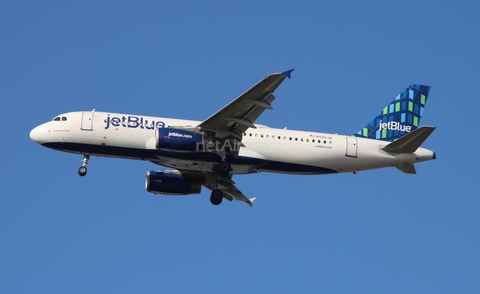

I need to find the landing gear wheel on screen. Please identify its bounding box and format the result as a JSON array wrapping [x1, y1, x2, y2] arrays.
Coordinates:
[[210, 189, 224, 205], [78, 153, 90, 177], [78, 166, 87, 177], [218, 161, 231, 176]]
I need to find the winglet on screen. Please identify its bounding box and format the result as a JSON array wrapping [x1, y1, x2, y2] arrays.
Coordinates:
[[248, 197, 257, 207], [282, 69, 294, 79]]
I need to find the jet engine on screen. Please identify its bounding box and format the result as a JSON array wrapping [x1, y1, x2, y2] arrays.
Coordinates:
[[155, 127, 205, 151], [145, 170, 202, 195]]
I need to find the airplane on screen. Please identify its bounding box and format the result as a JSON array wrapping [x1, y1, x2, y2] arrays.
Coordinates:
[[30, 69, 436, 207]]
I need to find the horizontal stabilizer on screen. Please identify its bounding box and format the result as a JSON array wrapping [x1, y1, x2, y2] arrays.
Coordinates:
[[382, 126, 436, 153], [395, 163, 417, 174]]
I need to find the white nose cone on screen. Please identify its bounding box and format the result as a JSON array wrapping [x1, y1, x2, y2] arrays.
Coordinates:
[[30, 126, 39, 142], [30, 125, 45, 144]]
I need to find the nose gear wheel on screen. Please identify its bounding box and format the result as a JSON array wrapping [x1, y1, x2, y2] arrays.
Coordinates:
[[78, 153, 90, 176]]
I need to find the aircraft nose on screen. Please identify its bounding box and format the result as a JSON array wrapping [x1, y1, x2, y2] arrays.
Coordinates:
[[30, 125, 43, 144]]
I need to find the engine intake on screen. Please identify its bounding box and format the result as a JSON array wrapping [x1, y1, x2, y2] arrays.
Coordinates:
[[145, 170, 202, 195], [156, 127, 204, 151]]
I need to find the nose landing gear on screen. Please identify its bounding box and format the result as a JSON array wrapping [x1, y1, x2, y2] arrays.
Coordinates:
[[78, 153, 90, 176]]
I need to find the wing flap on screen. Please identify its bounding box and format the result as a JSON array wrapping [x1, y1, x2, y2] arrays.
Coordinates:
[[237, 94, 276, 133], [222, 189, 256, 207], [200, 172, 256, 207]]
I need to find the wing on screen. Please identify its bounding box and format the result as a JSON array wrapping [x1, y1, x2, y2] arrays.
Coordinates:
[[172, 169, 256, 207], [150, 70, 294, 206], [198, 69, 294, 138], [202, 172, 256, 207]]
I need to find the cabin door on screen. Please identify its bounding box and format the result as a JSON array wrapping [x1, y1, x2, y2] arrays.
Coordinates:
[[81, 110, 94, 131]]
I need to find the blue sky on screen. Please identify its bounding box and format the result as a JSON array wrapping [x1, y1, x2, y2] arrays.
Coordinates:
[[1, 1, 479, 293]]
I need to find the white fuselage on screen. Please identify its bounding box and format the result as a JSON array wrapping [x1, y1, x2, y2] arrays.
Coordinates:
[[30, 111, 435, 175]]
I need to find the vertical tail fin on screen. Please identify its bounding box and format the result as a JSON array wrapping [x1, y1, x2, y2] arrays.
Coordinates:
[[354, 84, 431, 142]]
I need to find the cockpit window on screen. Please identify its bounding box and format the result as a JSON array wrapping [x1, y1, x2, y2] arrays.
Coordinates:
[[53, 117, 60, 121], [62, 117, 67, 121]]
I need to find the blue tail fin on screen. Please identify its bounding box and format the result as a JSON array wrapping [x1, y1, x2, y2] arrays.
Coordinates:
[[354, 84, 431, 142]]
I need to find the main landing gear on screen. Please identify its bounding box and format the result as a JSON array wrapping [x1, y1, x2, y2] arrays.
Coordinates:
[[210, 189, 223, 205], [78, 153, 90, 177], [209, 161, 231, 205], [218, 161, 231, 176]]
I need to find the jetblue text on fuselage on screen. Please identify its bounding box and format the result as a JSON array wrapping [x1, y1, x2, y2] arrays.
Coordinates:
[[105, 114, 165, 130], [378, 121, 412, 132]]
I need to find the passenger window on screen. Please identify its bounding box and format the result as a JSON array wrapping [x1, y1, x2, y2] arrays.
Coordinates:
[[249, 133, 252, 136], [278, 136, 281, 139], [266, 135, 269, 138], [301, 138, 304, 142], [261, 134, 264, 138], [306, 139, 309, 142], [295, 138, 298, 141]]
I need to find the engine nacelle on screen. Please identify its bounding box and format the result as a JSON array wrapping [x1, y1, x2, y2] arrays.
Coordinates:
[[156, 127, 204, 151], [145, 170, 202, 195]]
